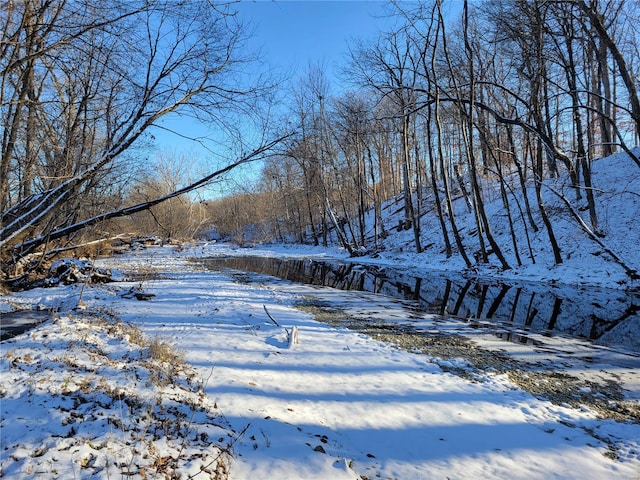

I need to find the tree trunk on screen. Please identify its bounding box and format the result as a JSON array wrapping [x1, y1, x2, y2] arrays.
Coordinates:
[[534, 140, 563, 265], [401, 113, 422, 253], [578, 0, 640, 139]]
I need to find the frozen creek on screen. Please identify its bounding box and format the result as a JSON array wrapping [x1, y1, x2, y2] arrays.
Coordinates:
[[200, 255, 640, 428]]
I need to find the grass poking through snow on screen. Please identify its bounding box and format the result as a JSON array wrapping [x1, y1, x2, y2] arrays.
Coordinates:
[[1, 311, 231, 479]]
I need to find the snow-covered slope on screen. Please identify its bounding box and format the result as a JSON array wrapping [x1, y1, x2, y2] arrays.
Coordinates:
[[346, 148, 640, 290]]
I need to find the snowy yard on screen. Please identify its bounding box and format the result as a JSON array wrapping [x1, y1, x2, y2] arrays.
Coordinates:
[[2, 243, 639, 479]]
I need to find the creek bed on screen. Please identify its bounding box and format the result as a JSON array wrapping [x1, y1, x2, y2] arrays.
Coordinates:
[[199, 255, 640, 353], [197, 254, 640, 426]]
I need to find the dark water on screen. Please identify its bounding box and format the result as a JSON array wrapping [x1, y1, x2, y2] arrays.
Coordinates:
[[200, 256, 640, 353], [0, 310, 51, 341]]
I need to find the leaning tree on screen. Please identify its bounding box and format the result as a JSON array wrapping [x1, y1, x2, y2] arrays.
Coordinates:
[[0, 0, 285, 284]]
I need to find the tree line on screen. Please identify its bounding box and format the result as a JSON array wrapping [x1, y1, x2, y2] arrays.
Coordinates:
[[2, 0, 639, 285], [210, 0, 639, 277]]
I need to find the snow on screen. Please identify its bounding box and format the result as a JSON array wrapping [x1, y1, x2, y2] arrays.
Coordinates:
[[2, 149, 640, 478], [2, 244, 639, 479]]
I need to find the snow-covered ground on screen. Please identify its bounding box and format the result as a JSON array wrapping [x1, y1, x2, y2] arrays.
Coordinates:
[[2, 243, 639, 479]]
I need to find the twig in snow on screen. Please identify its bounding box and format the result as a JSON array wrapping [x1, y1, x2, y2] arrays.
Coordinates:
[[263, 305, 298, 347], [188, 421, 253, 479], [262, 305, 280, 327]]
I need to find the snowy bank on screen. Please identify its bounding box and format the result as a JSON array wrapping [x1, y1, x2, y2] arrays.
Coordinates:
[[2, 244, 639, 479]]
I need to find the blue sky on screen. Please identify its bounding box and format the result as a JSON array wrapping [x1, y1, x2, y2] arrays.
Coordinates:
[[148, 1, 391, 183], [149, 1, 393, 193], [235, 0, 389, 86]]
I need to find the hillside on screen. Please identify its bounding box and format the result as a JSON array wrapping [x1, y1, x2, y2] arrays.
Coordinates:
[[310, 148, 640, 290]]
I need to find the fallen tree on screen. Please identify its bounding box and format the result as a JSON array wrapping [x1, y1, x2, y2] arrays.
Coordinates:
[[0, 0, 283, 287], [1, 135, 291, 286]]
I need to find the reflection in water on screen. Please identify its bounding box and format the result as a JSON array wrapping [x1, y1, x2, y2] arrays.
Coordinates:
[[0, 310, 51, 341], [200, 256, 640, 353]]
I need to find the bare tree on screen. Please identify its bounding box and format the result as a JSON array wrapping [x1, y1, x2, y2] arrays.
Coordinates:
[[1, 0, 284, 281], [348, 27, 423, 253], [576, 0, 640, 140], [127, 151, 206, 241]]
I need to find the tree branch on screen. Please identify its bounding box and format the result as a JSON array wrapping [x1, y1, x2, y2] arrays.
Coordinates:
[[12, 134, 293, 257]]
